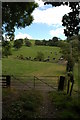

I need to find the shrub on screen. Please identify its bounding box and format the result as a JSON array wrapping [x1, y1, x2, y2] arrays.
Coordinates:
[[2, 41, 12, 57], [36, 51, 44, 61], [66, 55, 75, 72], [13, 39, 23, 49], [18, 55, 24, 60], [35, 40, 42, 46], [25, 40, 32, 47]]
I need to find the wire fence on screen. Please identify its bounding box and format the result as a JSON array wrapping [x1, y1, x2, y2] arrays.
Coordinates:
[[11, 75, 59, 91], [1, 75, 59, 91]]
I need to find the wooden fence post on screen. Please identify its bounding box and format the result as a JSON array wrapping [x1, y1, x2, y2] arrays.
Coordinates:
[[67, 80, 70, 94], [67, 72, 74, 96], [58, 76, 65, 91], [6, 75, 11, 87], [70, 82, 74, 96], [34, 76, 35, 89]]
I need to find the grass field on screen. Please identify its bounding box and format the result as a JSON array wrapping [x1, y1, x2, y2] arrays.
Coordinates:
[[2, 44, 78, 83], [2, 45, 64, 76], [11, 45, 62, 62], [2, 41, 80, 119], [2, 58, 66, 76], [2, 42, 79, 90]]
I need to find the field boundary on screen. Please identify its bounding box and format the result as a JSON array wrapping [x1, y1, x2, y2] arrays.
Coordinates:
[[2, 75, 59, 91]]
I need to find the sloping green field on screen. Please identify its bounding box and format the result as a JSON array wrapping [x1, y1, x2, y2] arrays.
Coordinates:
[[2, 44, 66, 76], [11, 45, 62, 62], [2, 43, 79, 86], [2, 57, 66, 76]]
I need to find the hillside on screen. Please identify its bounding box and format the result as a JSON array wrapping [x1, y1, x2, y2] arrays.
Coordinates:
[[2, 41, 66, 76], [11, 45, 62, 62]]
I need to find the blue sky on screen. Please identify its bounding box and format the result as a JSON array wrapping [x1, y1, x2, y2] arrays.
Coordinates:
[[14, 0, 71, 40]]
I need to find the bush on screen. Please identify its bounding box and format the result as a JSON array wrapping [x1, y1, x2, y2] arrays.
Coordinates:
[[66, 55, 75, 72], [2, 41, 12, 57], [13, 39, 23, 49], [18, 55, 24, 60], [36, 51, 44, 61], [35, 40, 42, 46], [49, 91, 80, 118], [25, 40, 32, 47], [59, 110, 79, 118]]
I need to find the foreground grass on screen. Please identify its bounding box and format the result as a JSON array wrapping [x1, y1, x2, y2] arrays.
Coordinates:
[[73, 63, 80, 93], [49, 91, 80, 118], [2, 58, 66, 76], [3, 88, 80, 119], [2, 89, 43, 119]]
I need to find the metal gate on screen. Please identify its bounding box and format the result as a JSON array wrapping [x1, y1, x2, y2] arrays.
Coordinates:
[[10, 75, 59, 91]]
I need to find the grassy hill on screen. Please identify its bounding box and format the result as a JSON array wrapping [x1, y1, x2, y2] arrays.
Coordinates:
[[2, 40, 66, 76], [2, 57, 66, 76], [11, 45, 62, 62], [2, 40, 79, 86]]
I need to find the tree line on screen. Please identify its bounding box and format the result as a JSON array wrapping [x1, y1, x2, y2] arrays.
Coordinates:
[[2, 38, 32, 57], [35, 37, 61, 47]]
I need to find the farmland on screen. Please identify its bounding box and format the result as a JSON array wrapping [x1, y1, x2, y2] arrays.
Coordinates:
[[2, 40, 79, 87], [2, 40, 80, 119], [2, 44, 65, 76]]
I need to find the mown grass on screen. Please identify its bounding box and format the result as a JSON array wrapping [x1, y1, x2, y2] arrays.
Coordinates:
[[2, 44, 64, 76], [2, 57, 66, 76]]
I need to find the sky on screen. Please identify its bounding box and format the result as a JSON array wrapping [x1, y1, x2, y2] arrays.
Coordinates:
[[14, 0, 72, 40]]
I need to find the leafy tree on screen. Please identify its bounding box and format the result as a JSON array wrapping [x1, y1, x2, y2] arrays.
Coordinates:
[[2, 36, 4, 41], [52, 37, 58, 42], [47, 37, 59, 46], [42, 39, 47, 46], [13, 39, 23, 49], [2, 2, 38, 39], [66, 55, 75, 72], [35, 40, 42, 46], [52, 37, 58, 46], [57, 40, 64, 47], [47, 39, 52, 46], [44, 2, 79, 37], [25, 39, 32, 47], [44, 2, 80, 73], [60, 42, 71, 59], [60, 36, 79, 62], [78, 34, 80, 52], [36, 51, 44, 61], [2, 41, 12, 57], [19, 39, 23, 45]]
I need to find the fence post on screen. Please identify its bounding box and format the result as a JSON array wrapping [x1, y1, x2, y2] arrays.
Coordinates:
[[58, 76, 65, 91], [6, 75, 11, 87], [70, 82, 74, 96], [34, 76, 35, 89], [67, 80, 70, 94]]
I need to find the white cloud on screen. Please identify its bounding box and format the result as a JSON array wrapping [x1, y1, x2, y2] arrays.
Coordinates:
[[15, 32, 33, 40], [50, 27, 67, 40], [32, 5, 71, 26], [35, 0, 44, 7], [32, 4, 71, 40]]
